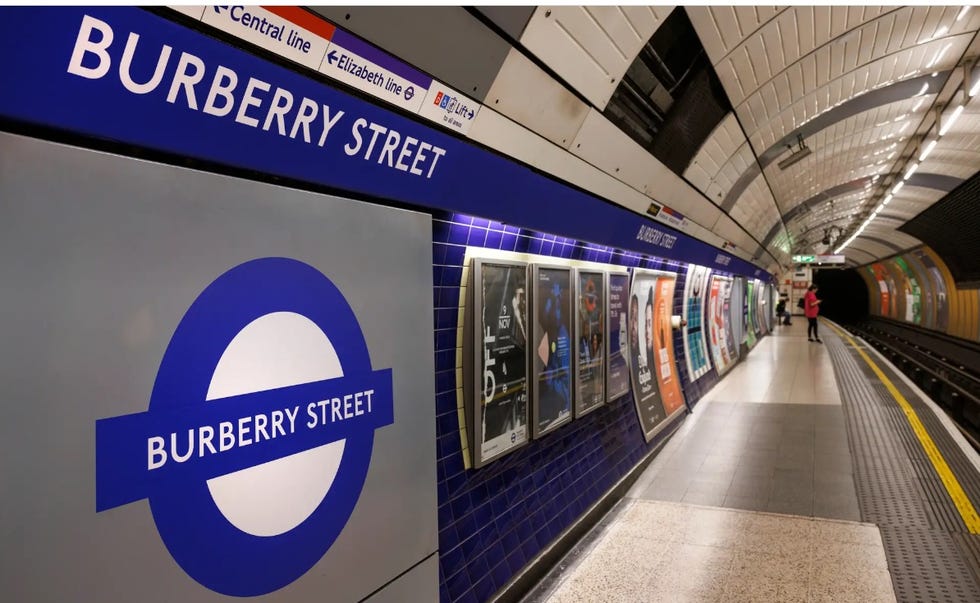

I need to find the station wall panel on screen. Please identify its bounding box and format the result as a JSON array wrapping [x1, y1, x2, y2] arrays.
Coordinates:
[[431, 212, 739, 602]]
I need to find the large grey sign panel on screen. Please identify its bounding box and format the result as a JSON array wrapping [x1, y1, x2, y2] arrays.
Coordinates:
[[0, 132, 437, 602]]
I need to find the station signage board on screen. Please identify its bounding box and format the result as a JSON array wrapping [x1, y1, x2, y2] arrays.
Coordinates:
[[176, 5, 480, 134]]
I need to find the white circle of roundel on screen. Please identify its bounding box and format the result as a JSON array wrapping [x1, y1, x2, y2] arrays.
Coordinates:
[[205, 311, 345, 537]]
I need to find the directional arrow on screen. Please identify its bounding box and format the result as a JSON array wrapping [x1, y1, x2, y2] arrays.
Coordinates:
[[326, 50, 338, 65], [467, 109, 475, 119]]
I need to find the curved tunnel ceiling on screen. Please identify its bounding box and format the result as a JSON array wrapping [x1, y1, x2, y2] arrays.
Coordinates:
[[314, 5, 980, 275]]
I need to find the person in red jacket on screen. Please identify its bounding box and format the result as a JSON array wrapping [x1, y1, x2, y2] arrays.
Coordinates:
[[805, 284, 822, 343]]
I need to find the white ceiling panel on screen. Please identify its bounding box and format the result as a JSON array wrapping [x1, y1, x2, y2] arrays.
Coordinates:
[[570, 108, 724, 228], [467, 107, 670, 227], [519, 5, 672, 109], [683, 113, 744, 192], [485, 48, 590, 149], [711, 212, 760, 256]]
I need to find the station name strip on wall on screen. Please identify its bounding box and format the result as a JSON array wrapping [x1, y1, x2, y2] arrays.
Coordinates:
[[171, 5, 481, 135], [0, 6, 767, 281]]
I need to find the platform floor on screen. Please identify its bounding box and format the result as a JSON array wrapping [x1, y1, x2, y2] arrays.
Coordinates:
[[521, 320, 980, 603]]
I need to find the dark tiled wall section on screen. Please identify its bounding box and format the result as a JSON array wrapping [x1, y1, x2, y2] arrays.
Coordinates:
[[433, 213, 731, 603]]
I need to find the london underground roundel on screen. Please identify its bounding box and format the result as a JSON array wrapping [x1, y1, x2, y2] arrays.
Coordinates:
[[95, 258, 394, 596]]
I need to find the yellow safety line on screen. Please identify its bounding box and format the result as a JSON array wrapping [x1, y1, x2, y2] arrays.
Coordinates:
[[823, 320, 980, 534]]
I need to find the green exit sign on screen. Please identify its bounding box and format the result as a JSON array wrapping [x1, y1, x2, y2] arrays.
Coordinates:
[[793, 255, 816, 263]]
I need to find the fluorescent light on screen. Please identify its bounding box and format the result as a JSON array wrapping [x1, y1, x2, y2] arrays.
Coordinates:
[[883, 194, 893, 205], [914, 83, 929, 98], [927, 43, 953, 69], [888, 152, 897, 160], [912, 98, 926, 112], [919, 140, 938, 161], [904, 162, 919, 180], [939, 104, 964, 135], [957, 6, 970, 21], [970, 77, 980, 98], [876, 204, 884, 213], [892, 180, 905, 195]]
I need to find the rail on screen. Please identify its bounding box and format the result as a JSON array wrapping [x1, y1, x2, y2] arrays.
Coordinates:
[[843, 318, 980, 450]]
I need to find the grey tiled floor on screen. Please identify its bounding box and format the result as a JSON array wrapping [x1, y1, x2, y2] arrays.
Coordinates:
[[628, 329, 860, 521], [521, 332, 893, 603], [634, 401, 858, 520]]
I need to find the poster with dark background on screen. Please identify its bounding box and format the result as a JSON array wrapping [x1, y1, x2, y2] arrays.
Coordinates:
[[532, 265, 573, 437], [575, 270, 605, 416], [628, 269, 668, 441], [606, 272, 630, 402], [477, 261, 529, 463]]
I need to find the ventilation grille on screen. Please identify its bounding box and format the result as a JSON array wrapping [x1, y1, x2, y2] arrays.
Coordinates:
[[899, 171, 980, 288], [603, 8, 730, 175]]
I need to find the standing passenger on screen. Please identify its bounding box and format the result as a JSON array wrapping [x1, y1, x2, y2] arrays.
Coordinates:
[[805, 284, 822, 343]]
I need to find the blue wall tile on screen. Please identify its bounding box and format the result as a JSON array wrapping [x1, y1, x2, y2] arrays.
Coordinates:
[[430, 211, 746, 602]]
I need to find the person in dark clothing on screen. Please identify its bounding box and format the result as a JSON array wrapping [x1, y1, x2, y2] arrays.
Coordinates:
[[775, 296, 792, 326]]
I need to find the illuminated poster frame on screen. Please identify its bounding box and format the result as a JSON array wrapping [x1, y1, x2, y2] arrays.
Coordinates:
[[628, 268, 684, 442], [574, 268, 606, 417], [606, 269, 631, 402], [682, 264, 712, 381], [707, 274, 737, 376], [466, 258, 530, 468], [530, 263, 574, 438]]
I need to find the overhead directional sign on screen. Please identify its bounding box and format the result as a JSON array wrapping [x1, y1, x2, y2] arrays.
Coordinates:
[[177, 6, 480, 135], [201, 6, 334, 71], [321, 29, 429, 113], [793, 254, 845, 264]]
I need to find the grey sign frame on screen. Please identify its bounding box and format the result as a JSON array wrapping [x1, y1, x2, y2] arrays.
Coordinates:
[[530, 262, 574, 439], [464, 257, 530, 468], [573, 268, 606, 418], [605, 268, 631, 403]]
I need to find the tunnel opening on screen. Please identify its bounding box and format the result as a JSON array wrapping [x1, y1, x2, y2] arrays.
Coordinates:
[[813, 268, 869, 325]]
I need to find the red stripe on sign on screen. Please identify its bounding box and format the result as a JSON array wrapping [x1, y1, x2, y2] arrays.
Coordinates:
[[263, 6, 336, 41]]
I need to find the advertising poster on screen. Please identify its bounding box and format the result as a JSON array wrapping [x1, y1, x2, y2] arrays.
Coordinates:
[[728, 277, 744, 355], [707, 275, 736, 375], [885, 260, 912, 323], [864, 267, 880, 315], [904, 254, 934, 329], [895, 257, 922, 325], [871, 263, 892, 318], [475, 260, 529, 465], [575, 270, 606, 416], [912, 249, 949, 331], [682, 264, 712, 381], [745, 280, 757, 348], [628, 270, 669, 440], [653, 274, 685, 415], [754, 280, 768, 336], [531, 265, 573, 437], [606, 272, 631, 402]]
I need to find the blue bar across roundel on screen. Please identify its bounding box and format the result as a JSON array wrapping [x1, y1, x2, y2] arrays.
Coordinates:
[[95, 369, 394, 512]]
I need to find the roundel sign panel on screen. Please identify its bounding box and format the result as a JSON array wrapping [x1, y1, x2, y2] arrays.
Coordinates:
[[95, 257, 394, 596]]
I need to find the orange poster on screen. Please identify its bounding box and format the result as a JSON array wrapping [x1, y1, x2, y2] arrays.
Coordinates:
[[654, 276, 685, 414]]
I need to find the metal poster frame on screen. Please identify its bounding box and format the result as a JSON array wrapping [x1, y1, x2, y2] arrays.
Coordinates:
[[466, 257, 530, 468], [530, 263, 574, 439], [628, 267, 685, 443], [606, 268, 631, 403], [574, 268, 606, 418]]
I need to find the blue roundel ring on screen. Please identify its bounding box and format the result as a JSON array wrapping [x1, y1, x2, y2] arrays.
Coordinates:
[[148, 257, 374, 596]]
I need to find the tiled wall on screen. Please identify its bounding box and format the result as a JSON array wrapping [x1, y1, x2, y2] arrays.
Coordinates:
[[432, 212, 735, 603]]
